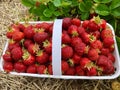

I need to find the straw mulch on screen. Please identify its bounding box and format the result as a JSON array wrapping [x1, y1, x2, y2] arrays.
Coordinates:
[[0, 0, 120, 90]]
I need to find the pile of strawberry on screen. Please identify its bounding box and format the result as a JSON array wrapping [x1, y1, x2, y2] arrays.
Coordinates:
[[2, 17, 116, 76]]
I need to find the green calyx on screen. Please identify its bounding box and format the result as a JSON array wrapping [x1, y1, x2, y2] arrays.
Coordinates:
[[68, 59, 74, 67], [22, 50, 30, 59], [36, 50, 43, 56], [43, 40, 50, 47]]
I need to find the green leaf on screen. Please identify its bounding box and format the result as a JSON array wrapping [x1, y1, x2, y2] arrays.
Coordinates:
[[79, 2, 87, 12], [81, 12, 89, 20], [116, 36, 120, 53], [43, 8, 53, 17], [61, 1, 71, 6], [108, 19, 116, 32], [93, 0, 112, 3], [110, 0, 120, 9], [53, 11, 61, 16], [21, 0, 35, 7], [39, 15, 51, 21], [95, 4, 110, 16], [111, 7, 120, 17], [53, 0, 62, 7]]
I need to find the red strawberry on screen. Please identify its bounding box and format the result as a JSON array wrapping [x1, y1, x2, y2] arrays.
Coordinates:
[[71, 37, 82, 47], [49, 24, 53, 35], [62, 17, 71, 29], [43, 40, 52, 54], [80, 58, 91, 69], [12, 31, 24, 42], [109, 44, 115, 52], [81, 32, 96, 44], [62, 60, 69, 74], [107, 53, 115, 63], [36, 50, 49, 64], [86, 67, 97, 76], [48, 65, 53, 75], [26, 64, 37, 74], [96, 55, 109, 66], [74, 43, 86, 56], [3, 62, 13, 72], [62, 31, 71, 44], [103, 37, 114, 48], [22, 50, 35, 65], [23, 39, 33, 49], [68, 54, 81, 67], [68, 25, 79, 37], [99, 19, 107, 30], [101, 48, 110, 56], [24, 25, 35, 39], [88, 48, 99, 61], [92, 30, 100, 39], [75, 66, 85, 76], [6, 24, 19, 39], [71, 18, 81, 27], [11, 47, 23, 61], [14, 62, 26, 73], [35, 22, 51, 32], [77, 27, 85, 35], [101, 29, 113, 40], [33, 29, 48, 44], [49, 55, 52, 62], [17, 23, 25, 32], [65, 67, 75, 75], [82, 20, 89, 29], [35, 1, 40, 7], [90, 40, 103, 50], [27, 43, 39, 55], [88, 21, 99, 32], [8, 39, 20, 51], [62, 45, 73, 60], [37, 65, 48, 74], [3, 51, 12, 62]]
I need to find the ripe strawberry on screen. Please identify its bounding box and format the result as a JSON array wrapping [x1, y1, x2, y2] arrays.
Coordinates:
[[71, 37, 82, 47], [36, 50, 49, 64], [27, 43, 39, 55], [62, 45, 73, 60], [33, 29, 48, 44], [74, 43, 86, 56], [75, 66, 85, 76], [62, 60, 69, 74], [65, 67, 75, 75], [26, 64, 37, 74], [82, 20, 89, 29], [11, 47, 23, 61], [88, 21, 99, 32], [22, 50, 35, 65], [48, 64, 53, 75], [62, 17, 71, 30], [49, 55, 52, 62], [92, 30, 100, 39], [37, 65, 48, 74], [8, 39, 20, 51], [6, 24, 19, 39], [16, 23, 25, 32], [43, 40, 52, 54], [12, 31, 24, 42], [90, 40, 103, 50], [23, 39, 33, 49], [96, 55, 109, 66], [109, 44, 115, 52], [68, 54, 81, 67], [71, 18, 81, 27], [49, 24, 53, 35], [86, 67, 97, 76], [68, 25, 79, 37], [80, 58, 91, 69], [35, 1, 40, 7], [35, 22, 51, 32], [24, 25, 35, 39], [99, 19, 107, 30], [77, 26, 85, 35], [14, 62, 26, 73], [3, 62, 13, 72], [103, 37, 114, 48], [88, 48, 99, 61], [101, 48, 110, 56], [107, 53, 115, 63], [3, 51, 12, 62], [62, 31, 71, 44], [101, 29, 113, 40]]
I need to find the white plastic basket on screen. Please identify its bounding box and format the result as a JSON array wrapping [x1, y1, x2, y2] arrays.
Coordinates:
[[0, 20, 120, 79]]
